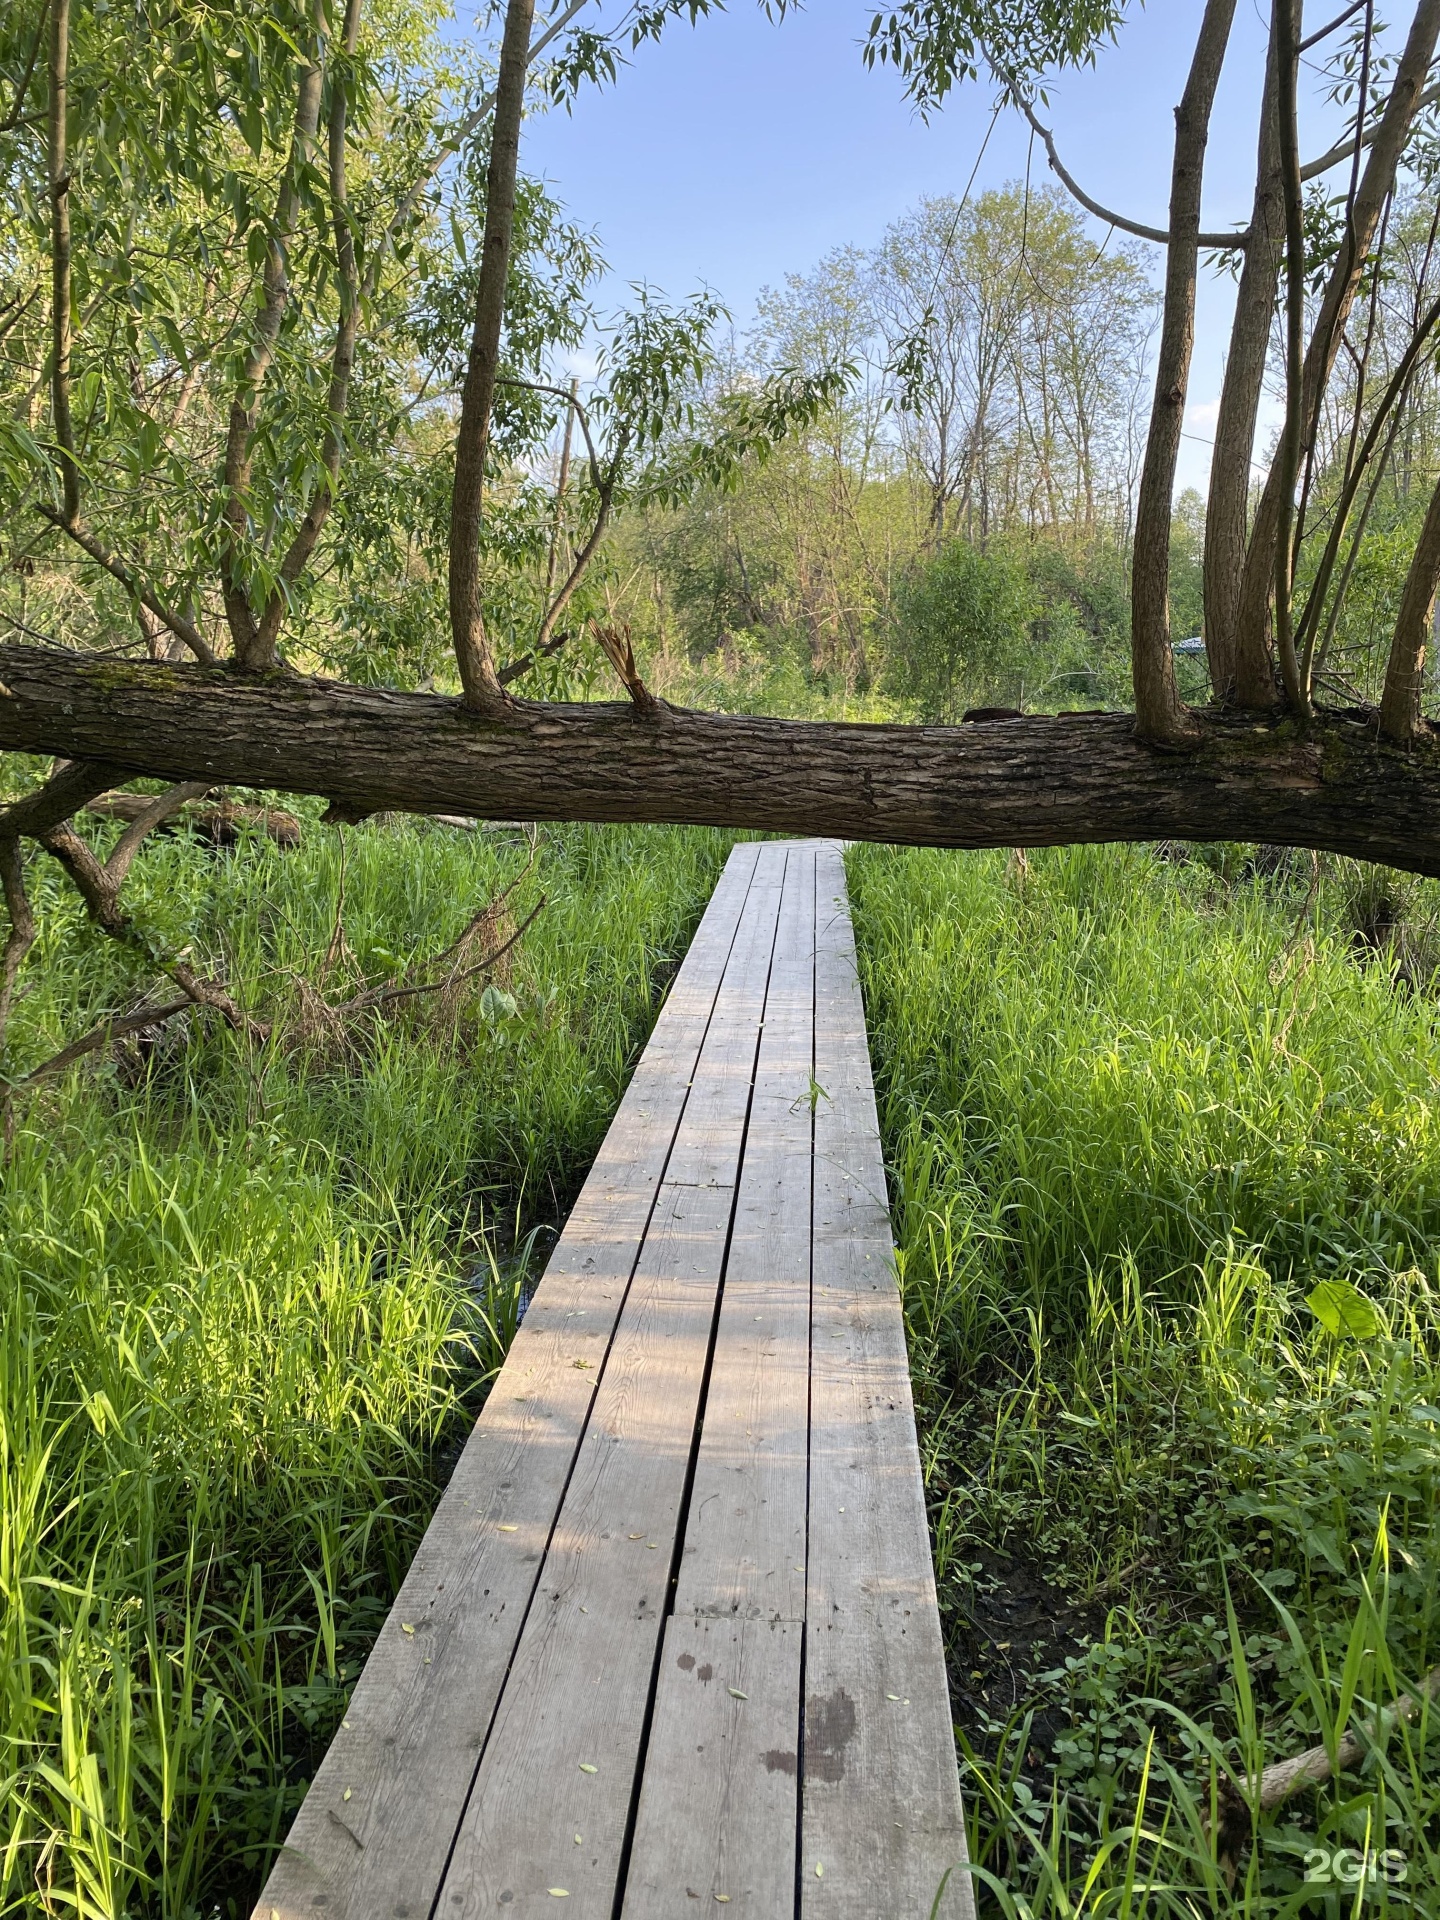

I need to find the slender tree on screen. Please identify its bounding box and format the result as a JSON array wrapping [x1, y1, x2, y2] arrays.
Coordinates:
[[1130, 0, 1238, 740]]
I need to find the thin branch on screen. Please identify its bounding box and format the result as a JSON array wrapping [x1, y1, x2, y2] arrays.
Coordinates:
[[1234, 0, 1440, 705], [22, 780, 266, 1041], [0, 287, 40, 349], [48, 0, 78, 526], [545, 374, 580, 599], [1300, 0, 1369, 50], [496, 375, 603, 488], [491, 376, 618, 655], [334, 895, 546, 1013], [1381, 468, 1440, 739], [1296, 289, 1440, 676], [1003, 75, 1245, 251], [35, 508, 217, 663], [537, 480, 618, 649], [497, 629, 571, 684], [1295, 0, 1378, 573], [103, 781, 213, 890], [38, 780, 210, 931], [1301, 78, 1440, 179], [1314, 399, 1409, 674], [19, 996, 195, 1083], [1, 0, 51, 135], [363, 0, 595, 301]]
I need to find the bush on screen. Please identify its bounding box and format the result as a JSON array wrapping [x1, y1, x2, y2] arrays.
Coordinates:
[[884, 538, 1038, 719]]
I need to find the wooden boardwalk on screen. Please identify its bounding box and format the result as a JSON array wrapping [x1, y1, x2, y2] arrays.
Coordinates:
[[258, 841, 972, 1920]]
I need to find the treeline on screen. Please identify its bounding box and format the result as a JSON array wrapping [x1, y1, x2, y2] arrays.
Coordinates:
[[572, 175, 1440, 722], [583, 184, 1161, 715]]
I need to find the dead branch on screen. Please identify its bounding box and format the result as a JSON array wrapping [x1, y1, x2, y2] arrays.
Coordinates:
[[86, 791, 302, 847], [1212, 1665, 1440, 1873], [0, 759, 126, 840], [39, 780, 210, 929], [331, 895, 545, 1016], [19, 995, 195, 1083], [498, 629, 572, 686], [588, 622, 658, 713], [0, 837, 36, 1050]]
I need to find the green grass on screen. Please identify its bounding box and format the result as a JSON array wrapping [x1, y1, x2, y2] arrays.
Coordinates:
[[11, 802, 1440, 1917], [849, 843, 1440, 1918], [0, 804, 731, 1917]]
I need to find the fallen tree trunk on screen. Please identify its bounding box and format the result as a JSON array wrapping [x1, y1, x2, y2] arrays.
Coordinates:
[[3, 645, 1440, 874], [87, 791, 303, 846]]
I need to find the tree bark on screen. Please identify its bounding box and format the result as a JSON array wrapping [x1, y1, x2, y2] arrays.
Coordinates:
[[1234, 0, 1440, 705], [447, 0, 536, 715], [1271, 0, 1309, 716], [1204, 24, 1282, 700], [48, 0, 78, 526], [1380, 471, 1440, 740], [4, 645, 1440, 874], [1131, 0, 1238, 741]]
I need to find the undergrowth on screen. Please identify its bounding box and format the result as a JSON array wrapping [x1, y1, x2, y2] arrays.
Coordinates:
[[0, 809, 730, 1917], [850, 842, 1440, 1919]]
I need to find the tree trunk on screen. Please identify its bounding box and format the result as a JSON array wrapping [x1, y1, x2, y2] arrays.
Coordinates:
[[1380, 471, 1440, 740], [1131, 0, 1238, 741], [1204, 27, 1282, 699], [1233, 0, 1440, 705], [49, 0, 78, 526], [4, 644, 1440, 874], [448, 0, 536, 714]]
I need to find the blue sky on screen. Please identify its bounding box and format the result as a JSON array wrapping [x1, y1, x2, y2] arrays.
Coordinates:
[[492, 1, 1353, 494]]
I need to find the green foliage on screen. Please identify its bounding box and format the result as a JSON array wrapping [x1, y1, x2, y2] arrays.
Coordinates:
[[610, 182, 1156, 711], [0, 808, 731, 1913], [851, 841, 1440, 1914], [864, 0, 1130, 111], [1168, 486, 1206, 643], [884, 536, 1038, 717]]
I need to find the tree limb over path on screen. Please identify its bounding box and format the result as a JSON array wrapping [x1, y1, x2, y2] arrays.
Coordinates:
[[4, 645, 1440, 876]]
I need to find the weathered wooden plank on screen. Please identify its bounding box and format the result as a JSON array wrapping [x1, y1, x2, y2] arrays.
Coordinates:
[[801, 842, 974, 1920], [260, 837, 975, 1920], [621, 1616, 803, 1916], [255, 843, 763, 1920], [433, 847, 788, 1919], [619, 844, 818, 1912], [671, 841, 816, 1626]]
